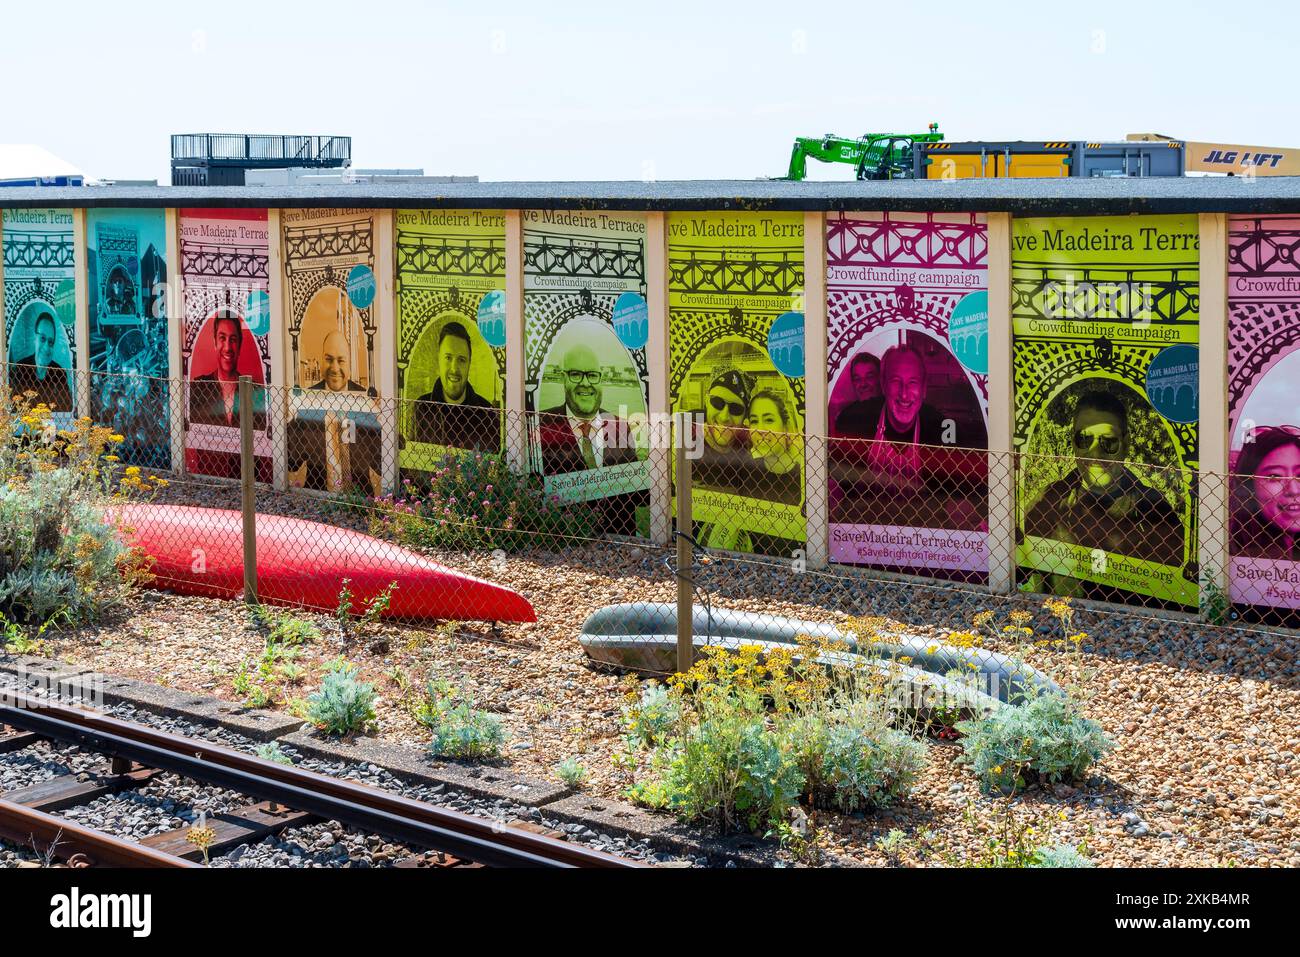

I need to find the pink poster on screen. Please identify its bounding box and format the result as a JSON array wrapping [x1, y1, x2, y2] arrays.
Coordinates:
[[1228, 215, 1300, 613], [179, 209, 273, 482], [826, 212, 990, 580]]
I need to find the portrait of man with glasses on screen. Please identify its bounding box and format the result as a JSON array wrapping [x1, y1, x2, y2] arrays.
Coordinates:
[[1023, 387, 1185, 597], [537, 343, 639, 476]]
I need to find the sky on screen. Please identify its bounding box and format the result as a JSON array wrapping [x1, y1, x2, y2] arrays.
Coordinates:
[[5, 0, 1299, 183]]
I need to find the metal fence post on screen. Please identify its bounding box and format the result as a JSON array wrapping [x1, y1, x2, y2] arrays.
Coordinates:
[[239, 375, 258, 606], [675, 434, 693, 674]]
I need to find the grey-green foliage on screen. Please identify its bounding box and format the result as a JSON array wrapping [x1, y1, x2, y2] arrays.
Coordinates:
[[816, 724, 927, 813], [663, 713, 805, 835], [305, 660, 377, 737], [418, 681, 506, 760], [555, 757, 588, 787], [0, 471, 132, 625], [622, 681, 682, 749], [957, 693, 1113, 793], [255, 742, 295, 766], [1030, 844, 1095, 868], [783, 700, 927, 814]]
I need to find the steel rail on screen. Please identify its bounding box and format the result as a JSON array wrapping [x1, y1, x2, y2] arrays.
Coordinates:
[[0, 798, 196, 868], [0, 695, 641, 869]]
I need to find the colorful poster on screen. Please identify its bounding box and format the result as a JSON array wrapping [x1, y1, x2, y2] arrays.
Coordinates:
[[281, 208, 382, 497], [827, 212, 989, 579], [524, 210, 651, 536], [2, 208, 77, 426], [396, 209, 506, 472], [180, 209, 272, 482], [1013, 215, 1200, 607], [1227, 215, 1300, 613], [86, 208, 171, 469], [668, 212, 806, 558]]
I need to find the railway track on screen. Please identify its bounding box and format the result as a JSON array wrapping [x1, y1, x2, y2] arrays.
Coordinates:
[[0, 692, 642, 869]]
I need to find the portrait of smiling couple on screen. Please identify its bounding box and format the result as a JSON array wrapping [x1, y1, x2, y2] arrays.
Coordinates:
[[694, 366, 803, 507]]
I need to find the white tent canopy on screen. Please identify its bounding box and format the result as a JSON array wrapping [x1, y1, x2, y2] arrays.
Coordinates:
[[0, 144, 83, 183]]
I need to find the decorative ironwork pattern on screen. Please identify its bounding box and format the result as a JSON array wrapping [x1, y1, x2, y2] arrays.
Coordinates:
[[1227, 216, 1300, 420], [2, 230, 75, 272], [669, 247, 803, 297], [396, 235, 505, 282], [181, 242, 270, 282], [667, 308, 807, 410], [283, 215, 377, 393], [524, 231, 644, 284], [827, 214, 986, 270], [1012, 336, 1198, 464], [1012, 263, 1199, 325], [828, 290, 989, 405], [284, 220, 374, 273], [1229, 216, 1300, 277]]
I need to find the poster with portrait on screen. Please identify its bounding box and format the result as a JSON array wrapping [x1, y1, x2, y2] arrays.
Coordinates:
[[1013, 215, 1200, 608], [87, 209, 171, 470], [827, 212, 990, 581], [281, 208, 383, 497], [2, 208, 77, 427], [523, 210, 652, 536], [668, 212, 806, 559], [180, 209, 273, 482], [396, 209, 506, 474], [1227, 215, 1300, 614]]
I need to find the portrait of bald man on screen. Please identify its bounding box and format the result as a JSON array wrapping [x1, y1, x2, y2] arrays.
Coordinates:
[[288, 326, 381, 495], [309, 329, 370, 394], [537, 343, 638, 476]]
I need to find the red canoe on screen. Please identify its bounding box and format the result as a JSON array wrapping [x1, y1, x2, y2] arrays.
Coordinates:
[[111, 504, 536, 624]]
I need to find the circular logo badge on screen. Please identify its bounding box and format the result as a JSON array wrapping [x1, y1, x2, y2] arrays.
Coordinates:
[[346, 264, 377, 310], [611, 292, 650, 351], [948, 291, 989, 376], [767, 312, 806, 379], [245, 289, 271, 337], [1145, 344, 1199, 424], [53, 279, 77, 326], [476, 290, 508, 348]]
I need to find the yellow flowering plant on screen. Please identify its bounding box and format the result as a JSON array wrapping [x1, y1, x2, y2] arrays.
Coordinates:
[[0, 391, 153, 626]]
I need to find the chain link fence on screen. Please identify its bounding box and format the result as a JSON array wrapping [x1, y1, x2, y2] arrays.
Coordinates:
[[3, 369, 1296, 702]]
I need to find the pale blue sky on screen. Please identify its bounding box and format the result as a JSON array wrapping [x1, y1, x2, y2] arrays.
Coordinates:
[[6, 0, 1297, 182]]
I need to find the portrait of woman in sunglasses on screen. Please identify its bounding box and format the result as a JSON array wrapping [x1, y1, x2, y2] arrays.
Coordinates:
[[1231, 425, 1300, 561], [1023, 387, 1184, 594]]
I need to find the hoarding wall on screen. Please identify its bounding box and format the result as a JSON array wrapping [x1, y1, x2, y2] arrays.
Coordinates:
[[1012, 215, 1200, 608], [6, 195, 1295, 626], [1228, 214, 1300, 614], [2, 207, 77, 427], [523, 210, 652, 537], [86, 208, 172, 469], [396, 208, 507, 473], [668, 211, 806, 559], [180, 208, 273, 482], [826, 211, 989, 581], [281, 207, 383, 497]]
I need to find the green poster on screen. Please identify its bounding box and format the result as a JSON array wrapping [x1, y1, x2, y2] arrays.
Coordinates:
[[396, 209, 507, 474], [1012, 215, 1200, 607], [523, 210, 652, 537], [668, 212, 806, 558]]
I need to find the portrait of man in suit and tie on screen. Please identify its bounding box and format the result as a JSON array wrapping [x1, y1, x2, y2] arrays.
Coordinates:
[[537, 343, 640, 476]]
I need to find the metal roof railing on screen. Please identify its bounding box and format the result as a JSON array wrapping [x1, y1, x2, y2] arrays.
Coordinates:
[[169, 135, 352, 167]]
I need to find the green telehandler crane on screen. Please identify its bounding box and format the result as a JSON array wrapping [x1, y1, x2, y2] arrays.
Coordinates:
[[783, 124, 944, 180]]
